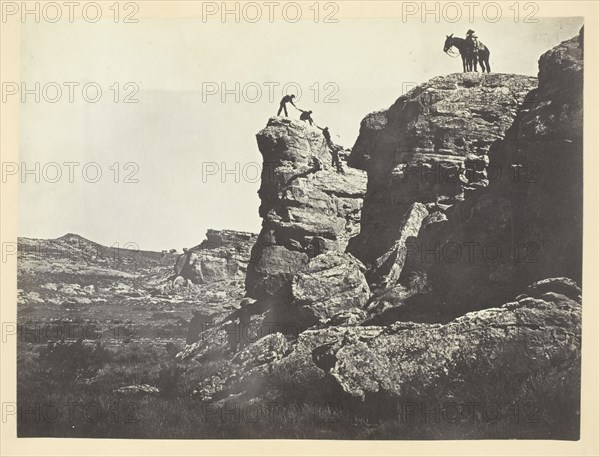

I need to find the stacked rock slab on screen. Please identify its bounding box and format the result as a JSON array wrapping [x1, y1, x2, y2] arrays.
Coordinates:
[[245, 117, 368, 303], [347, 73, 538, 289]]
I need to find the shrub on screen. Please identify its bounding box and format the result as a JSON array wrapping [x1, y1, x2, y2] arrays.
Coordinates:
[[37, 339, 112, 385], [407, 270, 431, 293], [156, 362, 184, 397]]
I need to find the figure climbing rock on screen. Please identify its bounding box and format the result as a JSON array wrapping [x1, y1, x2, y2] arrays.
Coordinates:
[[319, 126, 344, 174], [277, 94, 297, 116], [299, 109, 314, 125]]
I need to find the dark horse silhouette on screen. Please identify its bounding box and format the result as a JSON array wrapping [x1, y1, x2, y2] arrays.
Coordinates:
[[443, 34, 491, 73]]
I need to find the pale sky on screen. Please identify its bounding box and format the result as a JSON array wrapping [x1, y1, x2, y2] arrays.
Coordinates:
[[18, 16, 582, 251]]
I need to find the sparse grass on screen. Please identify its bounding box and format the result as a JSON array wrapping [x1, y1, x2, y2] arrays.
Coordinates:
[[17, 334, 580, 439]]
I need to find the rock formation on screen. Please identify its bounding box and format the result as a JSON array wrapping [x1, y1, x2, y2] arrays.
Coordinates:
[[290, 252, 370, 326], [348, 73, 538, 290], [245, 117, 368, 305], [178, 277, 581, 433], [176, 33, 583, 438], [402, 34, 583, 312], [173, 229, 257, 285], [312, 278, 581, 401]]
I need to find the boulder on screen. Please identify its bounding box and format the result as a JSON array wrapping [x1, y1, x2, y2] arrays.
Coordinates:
[[291, 252, 370, 326], [245, 244, 309, 300], [312, 284, 581, 401], [172, 230, 258, 285]]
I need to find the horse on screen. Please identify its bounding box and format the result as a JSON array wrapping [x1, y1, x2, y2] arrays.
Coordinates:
[[443, 34, 491, 73]]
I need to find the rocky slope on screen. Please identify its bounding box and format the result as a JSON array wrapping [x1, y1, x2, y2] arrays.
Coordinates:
[[178, 277, 581, 432], [347, 73, 538, 290], [17, 230, 257, 344]]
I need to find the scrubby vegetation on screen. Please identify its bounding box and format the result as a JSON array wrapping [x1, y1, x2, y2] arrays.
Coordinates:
[[17, 336, 580, 439]]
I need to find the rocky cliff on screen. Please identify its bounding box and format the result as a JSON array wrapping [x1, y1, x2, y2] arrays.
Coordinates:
[[177, 276, 581, 439], [348, 74, 538, 254], [347, 73, 538, 291], [401, 34, 583, 313]]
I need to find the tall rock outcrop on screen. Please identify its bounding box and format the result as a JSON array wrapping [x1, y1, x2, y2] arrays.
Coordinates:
[[348, 73, 538, 289], [245, 117, 368, 304], [402, 33, 583, 311]]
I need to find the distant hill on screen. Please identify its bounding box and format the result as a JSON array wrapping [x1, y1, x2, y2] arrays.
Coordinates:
[[18, 233, 174, 267]]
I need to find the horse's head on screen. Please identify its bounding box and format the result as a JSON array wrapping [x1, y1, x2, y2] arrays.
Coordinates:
[[443, 34, 454, 52]]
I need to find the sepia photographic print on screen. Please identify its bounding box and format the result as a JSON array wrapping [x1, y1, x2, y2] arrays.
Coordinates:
[[1, 1, 599, 454]]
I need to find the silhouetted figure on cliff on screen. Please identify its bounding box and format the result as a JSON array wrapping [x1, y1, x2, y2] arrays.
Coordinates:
[[299, 110, 314, 125], [444, 33, 491, 73], [465, 29, 480, 71], [277, 94, 297, 116], [319, 126, 344, 174]]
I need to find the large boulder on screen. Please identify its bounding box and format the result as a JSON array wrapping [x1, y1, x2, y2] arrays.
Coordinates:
[[174, 230, 258, 284], [291, 252, 370, 326], [312, 280, 581, 401]]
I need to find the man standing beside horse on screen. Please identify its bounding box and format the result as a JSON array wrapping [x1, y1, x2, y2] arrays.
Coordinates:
[[465, 29, 479, 71], [443, 32, 491, 73]]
